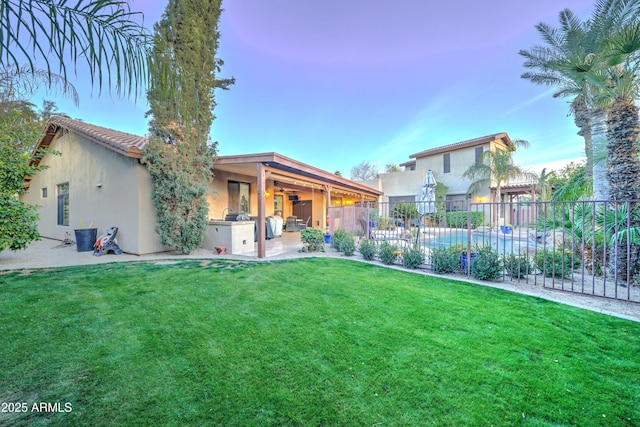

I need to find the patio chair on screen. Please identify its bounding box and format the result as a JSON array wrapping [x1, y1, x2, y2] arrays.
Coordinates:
[[297, 216, 311, 230], [93, 227, 123, 256], [285, 216, 299, 232]]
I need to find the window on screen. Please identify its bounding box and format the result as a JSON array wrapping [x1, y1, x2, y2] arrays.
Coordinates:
[[445, 194, 468, 212], [228, 181, 250, 213], [273, 194, 283, 217], [475, 146, 483, 164], [443, 153, 451, 173], [57, 183, 69, 226], [41, 187, 48, 199]]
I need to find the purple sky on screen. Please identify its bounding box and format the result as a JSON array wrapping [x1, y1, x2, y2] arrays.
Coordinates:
[[36, 0, 594, 176]]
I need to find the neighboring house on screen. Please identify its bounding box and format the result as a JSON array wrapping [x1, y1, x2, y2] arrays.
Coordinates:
[[21, 116, 382, 257], [363, 132, 521, 208]]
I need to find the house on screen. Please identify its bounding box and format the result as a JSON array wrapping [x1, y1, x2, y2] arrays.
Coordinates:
[[363, 132, 535, 206], [21, 116, 382, 257]]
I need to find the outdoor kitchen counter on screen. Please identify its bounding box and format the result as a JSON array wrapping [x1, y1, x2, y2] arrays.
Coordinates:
[[203, 220, 255, 255]]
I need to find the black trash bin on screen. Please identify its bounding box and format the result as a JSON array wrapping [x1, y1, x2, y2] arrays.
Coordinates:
[[75, 228, 97, 252]]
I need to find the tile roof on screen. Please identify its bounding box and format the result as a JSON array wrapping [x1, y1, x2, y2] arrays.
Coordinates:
[[47, 115, 147, 158], [409, 132, 513, 159]]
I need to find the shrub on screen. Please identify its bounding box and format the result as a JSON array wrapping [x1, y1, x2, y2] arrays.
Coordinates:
[[341, 236, 356, 256], [471, 246, 503, 281], [503, 253, 531, 279], [359, 238, 377, 261], [431, 246, 461, 274], [378, 241, 399, 265], [300, 228, 325, 252], [445, 211, 484, 229], [376, 217, 396, 231], [534, 249, 578, 278], [402, 244, 425, 269], [331, 228, 350, 251]]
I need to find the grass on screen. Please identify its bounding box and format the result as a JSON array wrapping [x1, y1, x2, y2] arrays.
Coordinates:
[[0, 258, 639, 426]]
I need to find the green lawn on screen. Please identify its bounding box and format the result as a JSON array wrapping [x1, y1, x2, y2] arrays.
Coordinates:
[[0, 258, 638, 426]]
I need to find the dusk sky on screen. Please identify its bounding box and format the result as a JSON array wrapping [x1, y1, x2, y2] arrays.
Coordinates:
[[35, 0, 594, 176]]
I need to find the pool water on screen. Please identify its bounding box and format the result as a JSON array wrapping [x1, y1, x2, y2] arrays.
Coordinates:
[[420, 230, 534, 255]]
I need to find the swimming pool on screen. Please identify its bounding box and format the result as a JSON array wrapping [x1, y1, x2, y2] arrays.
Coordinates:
[[419, 229, 536, 255]]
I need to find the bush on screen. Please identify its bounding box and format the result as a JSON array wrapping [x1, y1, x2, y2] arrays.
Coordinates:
[[431, 246, 461, 274], [376, 217, 396, 231], [331, 228, 350, 251], [359, 238, 377, 261], [471, 246, 503, 281], [402, 244, 425, 269], [445, 211, 484, 229], [341, 236, 356, 256], [330, 227, 355, 255], [534, 249, 578, 278], [0, 196, 41, 252], [503, 253, 531, 279], [300, 228, 325, 252], [378, 241, 399, 265]]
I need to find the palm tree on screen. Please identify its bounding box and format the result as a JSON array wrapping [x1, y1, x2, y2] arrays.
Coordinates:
[[537, 167, 553, 202], [589, 21, 640, 201], [588, 17, 640, 278], [1, 65, 79, 108], [0, 0, 150, 98], [463, 139, 536, 223], [520, 1, 640, 200]]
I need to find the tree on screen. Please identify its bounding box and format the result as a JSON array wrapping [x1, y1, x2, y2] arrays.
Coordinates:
[[1, 65, 79, 109], [0, 0, 151, 97], [0, 100, 56, 252], [385, 163, 401, 173], [520, 1, 640, 200], [588, 16, 640, 279], [391, 202, 420, 225], [142, 0, 233, 254], [549, 162, 593, 201], [536, 167, 553, 202], [463, 139, 536, 208], [520, 9, 606, 198], [334, 170, 342, 177], [350, 161, 379, 180], [590, 18, 640, 202]]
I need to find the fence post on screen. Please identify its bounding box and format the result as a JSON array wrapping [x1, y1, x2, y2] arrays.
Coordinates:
[[465, 207, 472, 276]]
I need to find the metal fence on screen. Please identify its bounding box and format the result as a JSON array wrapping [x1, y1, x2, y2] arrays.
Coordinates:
[[328, 199, 640, 303]]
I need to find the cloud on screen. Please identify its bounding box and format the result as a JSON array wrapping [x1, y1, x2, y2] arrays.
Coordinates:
[[503, 88, 556, 116]]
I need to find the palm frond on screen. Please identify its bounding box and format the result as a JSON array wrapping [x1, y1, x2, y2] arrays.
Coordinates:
[[0, 0, 152, 98]]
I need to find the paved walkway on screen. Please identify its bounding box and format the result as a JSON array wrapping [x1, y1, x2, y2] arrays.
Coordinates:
[[1, 238, 638, 323]]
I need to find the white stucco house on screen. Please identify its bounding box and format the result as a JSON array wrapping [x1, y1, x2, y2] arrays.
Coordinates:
[[363, 132, 536, 206]]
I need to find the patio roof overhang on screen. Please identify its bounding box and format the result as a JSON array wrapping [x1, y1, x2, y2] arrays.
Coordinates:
[[214, 152, 382, 258], [214, 152, 382, 200]]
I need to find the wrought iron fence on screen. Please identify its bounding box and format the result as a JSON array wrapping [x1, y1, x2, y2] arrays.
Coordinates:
[[328, 199, 640, 303]]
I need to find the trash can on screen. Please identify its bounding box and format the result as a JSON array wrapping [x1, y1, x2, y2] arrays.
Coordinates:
[[324, 234, 331, 244], [75, 228, 98, 252]]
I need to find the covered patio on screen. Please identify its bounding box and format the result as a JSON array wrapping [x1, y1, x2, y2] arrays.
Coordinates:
[[211, 153, 382, 258]]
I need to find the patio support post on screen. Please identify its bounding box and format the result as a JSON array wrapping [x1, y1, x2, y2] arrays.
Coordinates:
[[257, 163, 267, 258], [324, 184, 332, 234]]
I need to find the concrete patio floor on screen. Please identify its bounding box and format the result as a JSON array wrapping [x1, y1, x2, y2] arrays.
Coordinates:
[[0, 230, 327, 271]]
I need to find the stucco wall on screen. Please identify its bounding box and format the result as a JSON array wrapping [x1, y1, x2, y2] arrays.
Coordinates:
[[20, 131, 168, 255], [368, 170, 425, 203], [415, 143, 492, 200]]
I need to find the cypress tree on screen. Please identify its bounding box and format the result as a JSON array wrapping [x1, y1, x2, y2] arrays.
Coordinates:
[[142, 0, 233, 254]]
